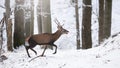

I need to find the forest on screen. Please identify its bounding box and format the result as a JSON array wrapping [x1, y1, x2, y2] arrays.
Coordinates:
[[0, 0, 120, 68]]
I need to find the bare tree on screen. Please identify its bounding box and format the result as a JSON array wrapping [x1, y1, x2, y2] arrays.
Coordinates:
[[25, 0, 34, 38], [82, 0, 92, 49], [74, 0, 80, 49], [99, 0, 104, 44], [41, 0, 52, 33], [103, 0, 112, 39], [0, 17, 8, 62], [30, 0, 34, 35], [37, 0, 42, 33], [14, 0, 25, 48], [98, 0, 112, 44], [0, 17, 5, 56], [37, 0, 52, 49], [37, 0, 52, 33], [5, 0, 13, 51]]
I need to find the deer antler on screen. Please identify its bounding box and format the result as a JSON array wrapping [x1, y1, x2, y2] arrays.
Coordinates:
[[54, 18, 64, 27], [54, 18, 60, 26]]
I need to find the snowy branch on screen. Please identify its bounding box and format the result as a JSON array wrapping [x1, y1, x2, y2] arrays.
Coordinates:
[[82, 3, 92, 8], [29, 55, 45, 62], [0, 5, 5, 9]]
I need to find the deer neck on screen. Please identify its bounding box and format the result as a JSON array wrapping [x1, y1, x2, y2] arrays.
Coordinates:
[[53, 30, 62, 41]]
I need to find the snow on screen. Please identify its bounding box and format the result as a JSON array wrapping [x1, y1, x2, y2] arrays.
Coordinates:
[[1, 0, 120, 68], [1, 34, 120, 68]]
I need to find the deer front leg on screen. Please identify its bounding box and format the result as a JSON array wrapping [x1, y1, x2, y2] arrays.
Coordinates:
[[52, 44, 57, 54], [41, 45, 47, 57]]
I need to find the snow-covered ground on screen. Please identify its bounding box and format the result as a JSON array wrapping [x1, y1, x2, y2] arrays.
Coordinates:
[[1, 34, 120, 68], [0, 0, 120, 68]]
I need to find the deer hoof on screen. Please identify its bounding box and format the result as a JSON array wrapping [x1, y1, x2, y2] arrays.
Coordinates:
[[40, 55, 46, 57], [53, 52, 56, 54]]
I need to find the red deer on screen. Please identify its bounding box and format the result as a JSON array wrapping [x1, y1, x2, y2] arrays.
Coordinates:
[[25, 19, 69, 57]]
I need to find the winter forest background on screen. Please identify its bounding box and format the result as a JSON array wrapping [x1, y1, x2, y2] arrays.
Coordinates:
[[0, 0, 120, 68]]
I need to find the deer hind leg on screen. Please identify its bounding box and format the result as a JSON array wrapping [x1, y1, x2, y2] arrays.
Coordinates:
[[30, 48, 37, 55], [25, 46, 31, 58], [26, 44, 37, 57], [28, 37, 38, 57], [52, 44, 57, 54]]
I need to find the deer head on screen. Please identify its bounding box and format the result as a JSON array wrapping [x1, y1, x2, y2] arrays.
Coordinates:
[[54, 18, 69, 34]]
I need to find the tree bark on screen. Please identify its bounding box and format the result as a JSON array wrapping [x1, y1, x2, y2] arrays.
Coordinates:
[[30, 0, 34, 35], [37, 0, 52, 34], [99, 0, 112, 44], [42, 0, 52, 49], [6, 19, 13, 51], [99, 0, 105, 44], [0, 16, 5, 55], [75, 0, 80, 49], [37, 0, 42, 33], [37, 0, 52, 49], [25, 0, 34, 38], [41, 0, 52, 33], [5, 0, 13, 51], [103, 0, 112, 39], [14, 0, 25, 48], [82, 0, 92, 49]]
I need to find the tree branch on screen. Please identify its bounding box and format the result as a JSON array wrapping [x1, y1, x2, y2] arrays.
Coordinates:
[[0, 5, 5, 9], [29, 55, 45, 62]]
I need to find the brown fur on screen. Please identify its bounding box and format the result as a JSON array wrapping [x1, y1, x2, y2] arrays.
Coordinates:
[[25, 26, 69, 57]]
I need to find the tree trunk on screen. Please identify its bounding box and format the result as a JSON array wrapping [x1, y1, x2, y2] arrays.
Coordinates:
[[37, 0, 42, 34], [41, 0, 52, 33], [14, 0, 25, 48], [25, 19, 31, 37], [0, 22, 2, 55], [37, 0, 52, 34], [0, 16, 5, 55], [42, 0, 52, 49], [75, 0, 80, 49], [6, 19, 13, 51], [103, 0, 112, 39], [30, 0, 34, 35], [99, 0, 105, 44], [37, 0, 52, 49], [5, 0, 13, 51], [82, 0, 92, 49], [25, 0, 34, 38]]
